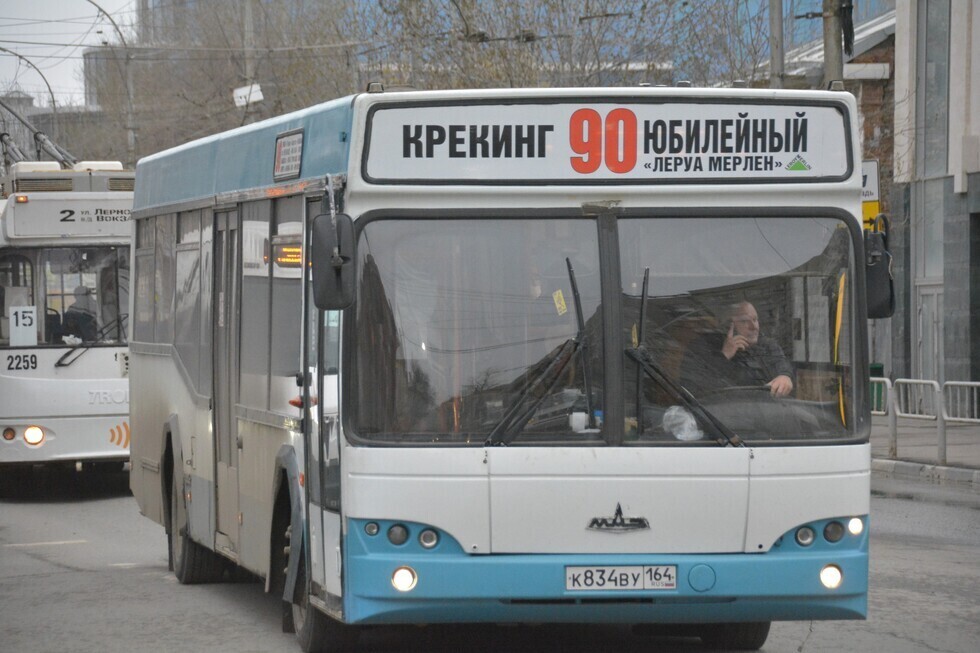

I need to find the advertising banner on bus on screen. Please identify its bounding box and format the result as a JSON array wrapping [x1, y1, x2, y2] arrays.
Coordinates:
[[364, 100, 851, 184]]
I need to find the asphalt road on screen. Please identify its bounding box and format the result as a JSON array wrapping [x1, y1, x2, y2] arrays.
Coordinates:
[[1, 468, 978, 653]]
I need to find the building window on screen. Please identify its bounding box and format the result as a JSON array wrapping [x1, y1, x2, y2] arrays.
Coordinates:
[[917, 0, 950, 179]]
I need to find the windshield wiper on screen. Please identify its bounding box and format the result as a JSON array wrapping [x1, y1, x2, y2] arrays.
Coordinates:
[[565, 258, 595, 429], [55, 314, 128, 368], [484, 338, 578, 446], [485, 258, 593, 446], [626, 346, 743, 447], [634, 268, 650, 436]]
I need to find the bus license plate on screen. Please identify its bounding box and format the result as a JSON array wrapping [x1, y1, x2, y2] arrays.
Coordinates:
[[565, 565, 677, 591]]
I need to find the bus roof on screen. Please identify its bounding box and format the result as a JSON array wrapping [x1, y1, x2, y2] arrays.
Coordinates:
[[134, 87, 857, 215], [133, 95, 355, 215]]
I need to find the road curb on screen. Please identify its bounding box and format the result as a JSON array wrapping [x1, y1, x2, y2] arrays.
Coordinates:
[[872, 458, 980, 492]]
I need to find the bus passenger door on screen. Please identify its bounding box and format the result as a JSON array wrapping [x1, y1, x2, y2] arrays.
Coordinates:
[[305, 196, 343, 602], [318, 310, 343, 599], [214, 210, 241, 554]]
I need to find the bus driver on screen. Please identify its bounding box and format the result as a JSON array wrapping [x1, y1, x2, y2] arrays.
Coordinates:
[[681, 300, 794, 397], [63, 285, 98, 342]]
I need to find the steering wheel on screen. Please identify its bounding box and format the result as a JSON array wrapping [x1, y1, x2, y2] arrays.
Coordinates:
[[701, 385, 770, 398]]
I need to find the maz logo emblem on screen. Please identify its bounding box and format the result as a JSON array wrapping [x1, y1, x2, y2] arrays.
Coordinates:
[[587, 503, 650, 533]]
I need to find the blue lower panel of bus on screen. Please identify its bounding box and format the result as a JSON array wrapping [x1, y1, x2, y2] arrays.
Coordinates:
[[343, 518, 868, 625]]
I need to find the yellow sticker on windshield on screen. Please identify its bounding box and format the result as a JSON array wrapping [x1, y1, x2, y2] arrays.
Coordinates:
[[552, 289, 567, 316]]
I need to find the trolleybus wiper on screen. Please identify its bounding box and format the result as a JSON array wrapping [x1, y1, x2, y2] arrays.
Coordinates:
[[625, 346, 743, 447], [55, 314, 128, 368]]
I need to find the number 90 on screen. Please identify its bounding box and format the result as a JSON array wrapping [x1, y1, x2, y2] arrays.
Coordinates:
[[569, 108, 638, 174]]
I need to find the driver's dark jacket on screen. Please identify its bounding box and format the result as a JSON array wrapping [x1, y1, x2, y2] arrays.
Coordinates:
[[679, 333, 794, 394]]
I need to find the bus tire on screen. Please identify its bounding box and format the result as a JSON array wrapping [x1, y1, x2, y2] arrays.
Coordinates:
[[699, 621, 771, 650], [292, 556, 358, 652], [170, 469, 223, 584]]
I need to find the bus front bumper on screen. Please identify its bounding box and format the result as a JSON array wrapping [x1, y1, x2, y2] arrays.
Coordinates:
[[342, 518, 868, 625], [0, 415, 130, 465]]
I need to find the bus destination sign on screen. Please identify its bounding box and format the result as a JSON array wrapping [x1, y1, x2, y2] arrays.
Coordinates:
[[365, 101, 851, 184], [5, 197, 132, 239]]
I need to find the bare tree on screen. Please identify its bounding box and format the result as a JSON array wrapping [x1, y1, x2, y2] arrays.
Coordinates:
[[77, 0, 778, 160], [672, 0, 771, 86], [349, 0, 680, 90]]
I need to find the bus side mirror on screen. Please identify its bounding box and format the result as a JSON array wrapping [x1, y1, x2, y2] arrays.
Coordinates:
[[865, 214, 894, 319], [311, 213, 354, 310]]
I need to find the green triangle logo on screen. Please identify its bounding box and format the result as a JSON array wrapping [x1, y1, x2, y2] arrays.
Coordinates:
[[786, 155, 811, 171]]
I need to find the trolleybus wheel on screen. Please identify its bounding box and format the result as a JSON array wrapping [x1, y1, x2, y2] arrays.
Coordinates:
[[169, 469, 223, 584], [292, 555, 358, 652], [699, 621, 771, 650]]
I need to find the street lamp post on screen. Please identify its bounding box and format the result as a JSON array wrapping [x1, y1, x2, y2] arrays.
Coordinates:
[[83, 0, 136, 166], [0, 46, 60, 136]]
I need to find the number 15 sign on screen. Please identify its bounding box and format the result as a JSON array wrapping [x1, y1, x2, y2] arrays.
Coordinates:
[[10, 306, 38, 347]]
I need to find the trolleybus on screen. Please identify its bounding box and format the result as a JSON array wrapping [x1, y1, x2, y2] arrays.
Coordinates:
[[0, 160, 132, 476], [130, 87, 885, 651]]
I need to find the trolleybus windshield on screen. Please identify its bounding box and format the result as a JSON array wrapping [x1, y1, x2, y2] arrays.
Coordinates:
[[0, 245, 129, 347]]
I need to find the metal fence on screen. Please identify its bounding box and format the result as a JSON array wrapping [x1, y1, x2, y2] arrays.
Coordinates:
[[943, 382, 980, 424], [870, 377, 980, 466]]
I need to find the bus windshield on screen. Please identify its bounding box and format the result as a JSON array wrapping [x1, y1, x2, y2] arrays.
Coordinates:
[[350, 215, 857, 446], [0, 246, 129, 347]]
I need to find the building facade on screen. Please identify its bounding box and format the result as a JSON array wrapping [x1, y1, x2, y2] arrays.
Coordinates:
[[891, 0, 980, 382]]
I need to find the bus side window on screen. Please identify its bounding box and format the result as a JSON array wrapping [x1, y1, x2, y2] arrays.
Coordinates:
[[269, 195, 304, 413], [324, 310, 340, 375], [0, 286, 7, 342]]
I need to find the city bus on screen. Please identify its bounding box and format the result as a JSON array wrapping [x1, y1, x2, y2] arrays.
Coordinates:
[[0, 160, 132, 478], [129, 87, 881, 651]]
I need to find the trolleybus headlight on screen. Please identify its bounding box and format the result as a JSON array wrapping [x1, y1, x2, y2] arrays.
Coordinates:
[[2, 427, 15, 441], [391, 566, 417, 592], [24, 426, 44, 446], [847, 517, 864, 536], [823, 521, 845, 543], [795, 526, 815, 547], [364, 522, 379, 536], [387, 524, 409, 545], [820, 565, 843, 589], [419, 529, 439, 549]]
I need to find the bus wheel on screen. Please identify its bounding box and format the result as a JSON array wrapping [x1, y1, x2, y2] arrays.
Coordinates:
[[699, 622, 771, 650], [169, 470, 223, 584], [292, 556, 358, 652]]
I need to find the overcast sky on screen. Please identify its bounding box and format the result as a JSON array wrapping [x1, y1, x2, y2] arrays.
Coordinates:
[[0, 0, 133, 107]]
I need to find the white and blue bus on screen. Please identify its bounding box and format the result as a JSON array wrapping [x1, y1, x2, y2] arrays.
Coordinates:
[[1, 161, 132, 477], [129, 87, 882, 651]]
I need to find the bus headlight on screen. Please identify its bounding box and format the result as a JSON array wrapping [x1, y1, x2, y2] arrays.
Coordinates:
[[391, 566, 417, 592], [419, 529, 439, 549], [823, 521, 845, 543], [387, 524, 409, 545], [2, 427, 15, 441], [795, 526, 815, 546], [820, 565, 843, 589], [24, 426, 44, 446], [847, 517, 864, 536]]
